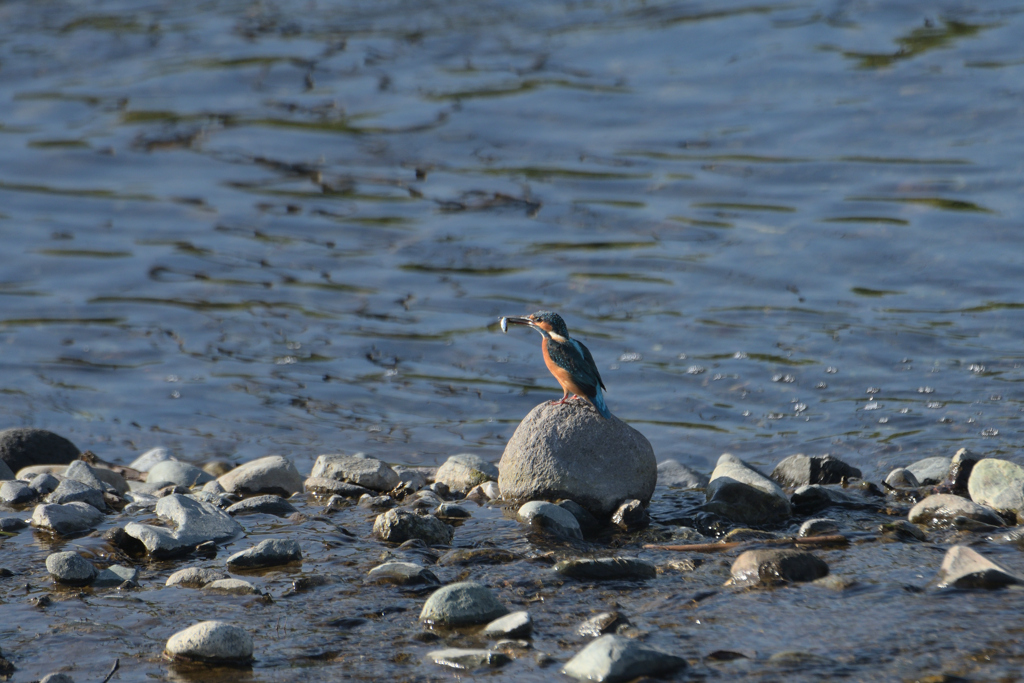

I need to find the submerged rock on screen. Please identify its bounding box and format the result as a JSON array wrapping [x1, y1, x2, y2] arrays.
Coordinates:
[[436, 548, 518, 566], [498, 401, 657, 517], [226, 539, 302, 569], [165, 621, 254, 664], [517, 501, 583, 540], [730, 549, 829, 585], [419, 581, 508, 626], [0, 428, 79, 474], [577, 612, 630, 637], [124, 494, 242, 558], [554, 558, 657, 582], [45, 551, 98, 586], [791, 484, 880, 513], [906, 456, 951, 486], [656, 459, 708, 489], [968, 459, 1024, 520], [909, 494, 1004, 527], [434, 454, 499, 494], [771, 454, 861, 488], [562, 634, 686, 683], [935, 545, 1023, 589], [310, 453, 400, 492], [31, 502, 104, 535], [427, 648, 510, 670], [367, 561, 440, 586], [225, 495, 298, 517], [482, 611, 533, 638], [373, 508, 453, 546], [218, 455, 304, 497], [704, 454, 791, 524]]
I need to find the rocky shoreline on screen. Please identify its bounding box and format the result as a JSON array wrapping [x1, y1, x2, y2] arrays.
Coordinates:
[[2, 420, 1024, 681]]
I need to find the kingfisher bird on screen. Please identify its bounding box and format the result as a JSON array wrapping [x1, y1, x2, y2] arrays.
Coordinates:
[[501, 310, 611, 418]]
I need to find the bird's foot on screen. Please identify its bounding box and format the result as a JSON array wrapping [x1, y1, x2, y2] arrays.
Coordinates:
[[550, 397, 571, 406]]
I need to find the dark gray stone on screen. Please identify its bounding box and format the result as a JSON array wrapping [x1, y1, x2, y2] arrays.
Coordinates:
[[434, 502, 471, 519], [310, 453, 400, 492], [558, 500, 601, 535], [47, 479, 105, 511], [304, 477, 372, 498], [704, 454, 792, 524], [0, 480, 37, 505], [517, 501, 583, 540], [730, 549, 829, 585], [123, 494, 242, 557], [935, 545, 1023, 589], [909, 494, 1004, 527], [771, 454, 861, 488], [225, 495, 298, 517], [29, 472, 60, 495], [554, 558, 657, 581], [367, 561, 439, 586], [436, 548, 518, 566], [373, 508, 453, 546], [31, 502, 104, 535], [218, 455, 304, 496], [420, 581, 508, 626], [562, 634, 687, 683], [0, 517, 28, 532], [798, 518, 839, 537], [0, 428, 79, 474], [611, 499, 649, 530], [46, 551, 98, 586], [165, 621, 254, 663], [226, 539, 302, 569], [656, 459, 708, 489], [791, 484, 880, 513], [434, 453, 499, 494], [498, 401, 657, 517]]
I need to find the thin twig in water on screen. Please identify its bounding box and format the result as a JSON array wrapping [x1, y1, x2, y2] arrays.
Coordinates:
[[100, 658, 120, 683], [642, 534, 850, 553]]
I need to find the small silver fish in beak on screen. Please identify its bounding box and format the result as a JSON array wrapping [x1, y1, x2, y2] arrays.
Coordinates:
[[500, 316, 508, 333]]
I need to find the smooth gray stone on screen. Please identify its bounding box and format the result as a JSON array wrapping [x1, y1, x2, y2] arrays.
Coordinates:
[[310, 453, 400, 492], [413, 490, 445, 507], [420, 581, 508, 626], [434, 502, 471, 519], [968, 459, 1024, 519], [791, 484, 879, 513], [771, 454, 861, 488], [704, 454, 792, 524], [906, 456, 952, 486], [367, 561, 439, 586], [47, 479, 105, 511], [0, 480, 37, 505], [656, 459, 709, 489], [46, 551, 98, 586], [554, 558, 657, 581], [0, 428, 78, 475], [63, 461, 110, 493], [166, 566, 230, 588], [129, 447, 172, 472], [730, 549, 829, 585], [517, 501, 583, 540], [304, 477, 373, 498], [935, 545, 1023, 589], [148, 460, 213, 488], [482, 610, 533, 638], [226, 539, 302, 569], [93, 564, 139, 587], [499, 401, 657, 517], [884, 468, 920, 489], [123, 494, 242, 558], [798, 518, 839, 537], [203, 479, 227, 495], [0, 517, 28, 532], [225, 495, 297, 517], [373, 508, 453, 546], [880, 519, 927, 541], [427, 648, 510, 670], [217, 455, 304, 496], [435, 454, 499, 494], [436, 548, 518, 567], [205, 578, 261, 594], [31, 502, 104, 535], [392, 465, 427, 491], [358, 494, 396, 509], [165, 621, 254, 663], [909, 494, 1004, 527], [562, 634, 687, 683], [29, 472, 60, 495]]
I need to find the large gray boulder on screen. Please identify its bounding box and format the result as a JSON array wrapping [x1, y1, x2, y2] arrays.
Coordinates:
[[968, 459, 1024, 520], [704, 454, 792, 524], [217, 455, 304, 496], [0, 428, 79, 474], [498, 402, 656, 517], [124, 494, 242, 558]]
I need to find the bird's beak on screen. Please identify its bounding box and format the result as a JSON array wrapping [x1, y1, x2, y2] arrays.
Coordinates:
[[500, 316, 535, 334]]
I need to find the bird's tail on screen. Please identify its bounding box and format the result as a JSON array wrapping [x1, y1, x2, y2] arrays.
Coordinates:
[[592, 386, 612, 419]]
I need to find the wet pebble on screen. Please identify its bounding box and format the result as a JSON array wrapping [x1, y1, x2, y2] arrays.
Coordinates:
[[611, 499, 649, 531], [46, 479, 105, 511], [0, 517, 28, 532], [124, 494, 242, 558], [205, 578, 261, 594], [434, 502, 471, 519], [884, 467, 920, 489], [226, 539, 302, 569], [32, 502, 104, 535], [166, 566, 229, 588], [880, 519, 927, 541], [309, 453, 400, 492], [436, 548, 518, 566], [367, 561, 440, 586], [577, 612, 629, 637], [0, 480, 37, 505], [225, 494, 298, 517], [64, 461, 118, 494], [935, 545, 1023, 589], [29, 472, 60, 496], [147, 460, 212, 488], [906, 456, 952, 486], [482, 610, 533, 638], [771, 453, 862, 488], [373, 508, 453, 546], [218, 455, 304, 497], [392, 465, 427, 491], [517, 501, 583, 540], [656, 459, 709, 489], [45, 551, 98, 586], [554, 558, 657, 581], [909, 493, 1003, 527], [968, 458, 1024, 520], [798, 518, 840, 537], [358, 494, 396, 509], [93, 565, 140, 588], [562, 634, 687, 683], [129, 447, 171, 472], [704, 454, 791, 525], [419, 580, 508, 626], [434, 453, 499, 495], [427, 648, 510, 670], [729, 549, 829, 585], [165, 621, 254, 664], [791, 484, 880, 513], [305, 478, 372, 498]]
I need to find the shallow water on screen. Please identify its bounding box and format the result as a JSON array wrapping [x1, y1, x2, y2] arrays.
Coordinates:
[[3, 0, 1024, 679]]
